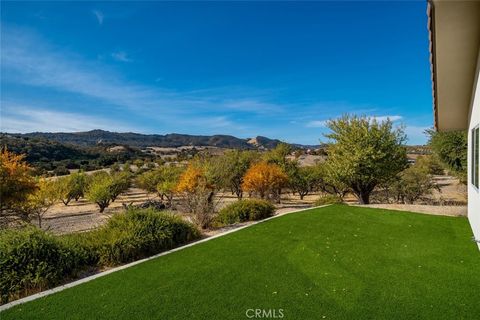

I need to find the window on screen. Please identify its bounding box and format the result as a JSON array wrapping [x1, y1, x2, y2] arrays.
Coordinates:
[[473, 126, 479, 188]]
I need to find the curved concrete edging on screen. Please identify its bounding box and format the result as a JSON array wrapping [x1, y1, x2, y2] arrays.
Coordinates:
[[0, 205, 330, 312]]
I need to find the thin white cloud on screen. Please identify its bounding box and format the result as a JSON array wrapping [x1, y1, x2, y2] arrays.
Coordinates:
[[306, 115, 402, 128], [205, 117, 231, 128], [92, 10, 104, 25], [1, 27, 282, 119], [306, 120, 327, 128], [1, 106, 134, 133], [111, 51, 132, 62], [222, 99, 284, 113], [2, 28, 177, 115], [372, 115, 403, 122], [1, 26, 414, 141], [404, 125, 429, 145]]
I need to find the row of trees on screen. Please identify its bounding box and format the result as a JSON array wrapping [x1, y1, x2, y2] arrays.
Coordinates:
[[134, 147, 335, 228], [2, 115, 462, 230], [426, 129, 468, 183], [0, 149, 133, 228]]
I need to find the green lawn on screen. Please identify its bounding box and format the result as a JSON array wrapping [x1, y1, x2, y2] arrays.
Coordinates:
[[2, 205, 480, 319]]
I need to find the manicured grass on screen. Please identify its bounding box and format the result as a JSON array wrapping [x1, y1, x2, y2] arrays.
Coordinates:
[[2, 205, 480, 319]]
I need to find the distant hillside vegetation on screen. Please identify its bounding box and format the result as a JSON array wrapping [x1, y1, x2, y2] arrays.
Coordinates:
[[11, 130, 296, 149], [0, 134, 150, 174]]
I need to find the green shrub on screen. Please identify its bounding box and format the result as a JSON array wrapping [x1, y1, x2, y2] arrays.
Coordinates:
[[415, 155, 444, 175], [0, 209, 200, 303], [0, 210, 199, 304], [59, 233, 100, 267], [389, 165, 438, 204], [0, 226, 90, 304], [215, 199, 275, 225], [314, 194, 343, 206], [90, 209, 200, 266]]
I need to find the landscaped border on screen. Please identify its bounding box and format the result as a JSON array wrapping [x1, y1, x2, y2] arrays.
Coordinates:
[[0, 205, 329, 312]]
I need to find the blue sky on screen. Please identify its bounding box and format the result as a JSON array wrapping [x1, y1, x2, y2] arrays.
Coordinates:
[[1, 1, 432, 145]]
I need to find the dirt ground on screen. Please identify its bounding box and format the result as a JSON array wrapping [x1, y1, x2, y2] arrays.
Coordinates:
[[41, 175, 468, 235], [351, 204, 467, 217], [42, 188, 152, 234]]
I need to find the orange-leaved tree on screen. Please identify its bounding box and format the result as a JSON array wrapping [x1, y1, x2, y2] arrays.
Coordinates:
[[176, 163, 216, 228], [0, 148, 38, 227], [242, 161, 288, 200]]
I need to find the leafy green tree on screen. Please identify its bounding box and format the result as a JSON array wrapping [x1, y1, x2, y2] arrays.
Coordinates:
[[263, 143, 292, 168], [85, 171, 129, 212], [86, 174, 114, 213], [110, 163, 121, 173], [390, 164, 438, 204], [156, 166, 183, 205], [57, 172, 89, 205], [427, 129, 467, 182], [198, 156, 230, 191], [137, 165, 183, 204], [219, 150, 259, 199], [324, 115, 408, 204], [136, 169, 161, 196], [290, 166, 323, 200], [109, 172, 132, 202], [20, 179, 61, 228], [53, 166, 70, 176], [415, 155, 444, 175], [309, 163, 349, 198], [122, 162, 133, 173], [157, 181, 176, 206], [133, 159, 144, 169]]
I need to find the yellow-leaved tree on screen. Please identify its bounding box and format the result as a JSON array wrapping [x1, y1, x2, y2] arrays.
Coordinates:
[[0, 148, 38, 227], [21, 179, 61, 229], [176, 161, 218, 229]]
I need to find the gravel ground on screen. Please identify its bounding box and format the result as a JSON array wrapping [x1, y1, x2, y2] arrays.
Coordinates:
[[351, 204, 467, 217], [41, 188, 152, 234], [40, 175, 468, 234]]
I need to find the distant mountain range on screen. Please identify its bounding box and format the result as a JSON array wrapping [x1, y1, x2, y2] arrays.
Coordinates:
[[4, 130, 320, 150]]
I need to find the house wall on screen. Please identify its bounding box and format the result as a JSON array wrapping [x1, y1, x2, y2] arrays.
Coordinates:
[[468, 51, 480, 249]]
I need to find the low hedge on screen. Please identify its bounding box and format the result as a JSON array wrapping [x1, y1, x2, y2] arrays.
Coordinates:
[[0, 226, 91, 304], [0, 209, 200, 304], [215, 199, 275, 225], [87, 208, 200, 266], [314, 194, 343, 206]]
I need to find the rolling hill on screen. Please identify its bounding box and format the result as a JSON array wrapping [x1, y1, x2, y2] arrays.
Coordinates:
[[7, 130, 311, 149]]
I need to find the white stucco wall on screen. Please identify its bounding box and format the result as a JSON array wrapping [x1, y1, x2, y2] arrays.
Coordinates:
[[468, 52, 480, 249]]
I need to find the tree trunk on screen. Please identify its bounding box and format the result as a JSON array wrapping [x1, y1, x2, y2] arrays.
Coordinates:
[[98, 202, 107, 213], [235, 188, 243, 199], [166, 194, 173, 207], [357, 191, 370, 204], [207, 191, 215, 204]]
